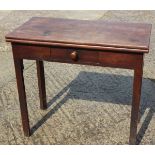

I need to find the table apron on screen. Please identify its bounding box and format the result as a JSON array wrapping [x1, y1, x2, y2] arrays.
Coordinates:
[[12, 43, 144, 70]]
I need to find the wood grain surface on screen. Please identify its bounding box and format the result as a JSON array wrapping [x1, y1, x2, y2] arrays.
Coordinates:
[[6, 17, 152, 52]]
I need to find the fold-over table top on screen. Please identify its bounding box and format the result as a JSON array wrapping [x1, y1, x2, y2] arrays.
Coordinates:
[[6, 17, 152, 53]]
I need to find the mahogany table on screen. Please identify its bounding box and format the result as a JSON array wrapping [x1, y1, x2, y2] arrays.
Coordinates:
[[5, 17, 152, 144]]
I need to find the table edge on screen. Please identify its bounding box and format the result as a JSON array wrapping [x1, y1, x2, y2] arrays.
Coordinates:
[[6, 38, 149, 53]]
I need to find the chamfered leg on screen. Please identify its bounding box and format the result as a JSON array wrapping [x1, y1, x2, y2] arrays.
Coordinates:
[[36, 60, 47, 110], [129, 59, 143, 145], [14, 58, 31, 136]]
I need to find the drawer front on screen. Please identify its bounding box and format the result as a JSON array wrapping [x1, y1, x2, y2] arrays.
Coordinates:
[[50, 47, 99, 65], [12, 44, 50, 60]]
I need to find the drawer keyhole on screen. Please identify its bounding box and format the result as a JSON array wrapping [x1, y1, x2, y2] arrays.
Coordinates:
[[70, 51, 78, 61]]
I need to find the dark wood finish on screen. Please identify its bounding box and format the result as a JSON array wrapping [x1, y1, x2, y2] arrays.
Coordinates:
[[99, 51, 143, 69], [6, 17, 152, 144], [50, 47, 99, 65], [6, 17, 152, 53], [36, 60, 47, 110], [12, 43, 50, 60], [13, 58, 30, 136], [129, 57, 143, 144]]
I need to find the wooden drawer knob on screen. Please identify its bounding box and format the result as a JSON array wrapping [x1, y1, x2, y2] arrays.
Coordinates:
[[70, 51, 78, 61]]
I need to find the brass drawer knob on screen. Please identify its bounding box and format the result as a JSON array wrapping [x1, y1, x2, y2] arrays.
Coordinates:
[[70, 51, 78, 61]]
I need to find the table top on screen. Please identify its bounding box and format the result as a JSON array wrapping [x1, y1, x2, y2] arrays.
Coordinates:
[[6, 17, 152, 53]]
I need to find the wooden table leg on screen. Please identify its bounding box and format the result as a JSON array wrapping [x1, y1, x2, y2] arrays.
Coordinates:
[[129, 62, 143, 144], [14, 58, 30, 136], [36, 60, 47, 110]]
